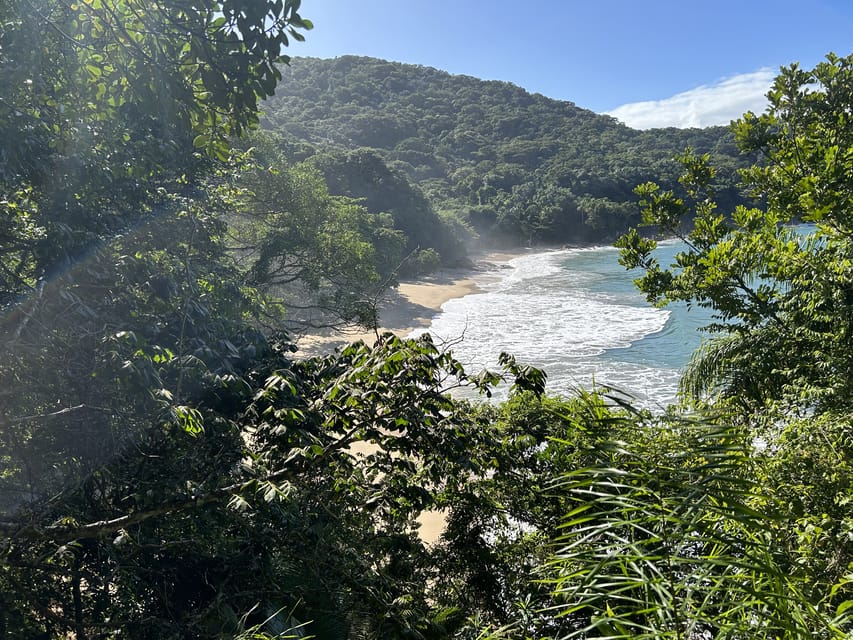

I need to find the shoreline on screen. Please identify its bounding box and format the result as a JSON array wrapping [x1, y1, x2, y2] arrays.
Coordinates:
[[294, 249, 533, 357], [294, 246, 562, 543], [294, 248, 535, 543]]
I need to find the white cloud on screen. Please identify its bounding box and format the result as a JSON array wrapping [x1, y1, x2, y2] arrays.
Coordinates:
[[605, 68, 775, 129]]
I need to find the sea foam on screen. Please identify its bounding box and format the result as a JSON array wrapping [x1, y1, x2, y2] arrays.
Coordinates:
[[411, 248, 693, 408]]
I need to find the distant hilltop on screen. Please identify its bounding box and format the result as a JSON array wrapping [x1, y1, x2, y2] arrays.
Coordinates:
[[261, 55, 754, 248]]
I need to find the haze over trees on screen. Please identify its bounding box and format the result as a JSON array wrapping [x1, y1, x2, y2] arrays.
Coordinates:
[[261, 56, 753, 246], [1, 0, 853, 637]]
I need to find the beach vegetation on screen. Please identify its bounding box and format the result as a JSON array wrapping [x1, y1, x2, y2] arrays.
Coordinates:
[[1, 0, 852, 636]]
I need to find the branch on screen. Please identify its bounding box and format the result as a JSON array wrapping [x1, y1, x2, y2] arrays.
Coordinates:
[[6, 404, 112, 425], [0, 466, 285, 544], [0, 429, 360, 545]]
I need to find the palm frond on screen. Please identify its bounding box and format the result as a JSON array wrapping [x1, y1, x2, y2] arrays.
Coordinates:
[[543, 418, 843, 639], [680, 335, 745, 402]]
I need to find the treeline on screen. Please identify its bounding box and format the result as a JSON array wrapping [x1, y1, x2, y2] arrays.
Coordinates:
[[3, 0, 853, 637], [261, 55, 753, 246]]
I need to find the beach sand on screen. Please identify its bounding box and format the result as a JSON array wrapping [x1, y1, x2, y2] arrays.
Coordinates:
[[294, 269, 488, 357], [293, 251, 525, 544]]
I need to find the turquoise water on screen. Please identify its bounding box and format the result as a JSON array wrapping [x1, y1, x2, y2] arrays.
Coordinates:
[[411, 241, 712, 408], [585, 241, 711, 370]]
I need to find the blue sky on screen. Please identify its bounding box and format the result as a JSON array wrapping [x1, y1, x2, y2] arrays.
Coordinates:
[[290, 0, 853, 128]]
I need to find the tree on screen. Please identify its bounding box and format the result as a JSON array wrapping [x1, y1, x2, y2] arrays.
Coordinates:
[[261, 55, 750, 248], [0, 328, 561, 638], [616, 53, 853, 419], [229, 134, 406, 331], [1, 0, 312, 312], [308, 148, 467, 271], [0, 2, 316, 635], [605, 52, 853, 635], [0, 0, 314, 513], [2, 0, 312, 168]]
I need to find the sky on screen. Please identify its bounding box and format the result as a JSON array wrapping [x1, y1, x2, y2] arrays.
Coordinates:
[[289, 0, 853, 129]]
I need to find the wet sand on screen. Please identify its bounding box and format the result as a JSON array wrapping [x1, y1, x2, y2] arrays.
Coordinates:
[[293, 244, 541, 356], [294, 271, 483, 357]]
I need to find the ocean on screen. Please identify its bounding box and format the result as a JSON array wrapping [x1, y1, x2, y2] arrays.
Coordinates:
[[410, 241, 712, 409]]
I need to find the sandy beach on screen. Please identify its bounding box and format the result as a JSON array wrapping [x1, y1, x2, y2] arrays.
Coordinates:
[[294, 252, 521, 357], [294, 250, 526, 543]]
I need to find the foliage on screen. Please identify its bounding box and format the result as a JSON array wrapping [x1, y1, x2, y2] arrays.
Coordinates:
[[261, 56, 752, 246], [229, 135, 407, 330], [546, 416, 845, 639], [598, 52, 853, 638], [1, 0, 312, 174], [307, 148, 467, 269], [0, 0, 312, 324], [616, 53, 853, 417], [0, 328, 580, 638], [3, 2, 852, 636]]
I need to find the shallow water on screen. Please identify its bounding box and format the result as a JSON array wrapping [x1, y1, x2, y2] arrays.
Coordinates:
[[410, 242, 711, 408]]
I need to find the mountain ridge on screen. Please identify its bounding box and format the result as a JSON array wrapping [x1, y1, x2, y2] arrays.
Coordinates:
[[261, 55, 751, 248]]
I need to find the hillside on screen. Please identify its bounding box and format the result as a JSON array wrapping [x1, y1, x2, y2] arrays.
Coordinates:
[[261, 56, 752, 247]]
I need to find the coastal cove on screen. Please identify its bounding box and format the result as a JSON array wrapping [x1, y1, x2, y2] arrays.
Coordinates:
[[299, 241, 709, 408], [5, 5, 852, 632], [413, 242, 708, 408]]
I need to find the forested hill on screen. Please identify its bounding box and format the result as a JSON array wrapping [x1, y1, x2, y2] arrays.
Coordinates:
[[261, 55, 752, 246]]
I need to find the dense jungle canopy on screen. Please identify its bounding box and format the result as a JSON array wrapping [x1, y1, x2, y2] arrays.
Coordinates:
[[1, 1, 853, 637], [261, 55, 754, 246]]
